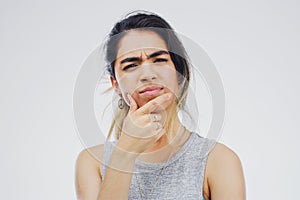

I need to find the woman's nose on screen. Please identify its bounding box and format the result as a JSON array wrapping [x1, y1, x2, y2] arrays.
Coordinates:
[[139, 64, 157, 82]]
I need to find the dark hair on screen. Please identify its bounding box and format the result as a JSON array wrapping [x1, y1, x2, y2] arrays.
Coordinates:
[[104, 11, 190, 102]]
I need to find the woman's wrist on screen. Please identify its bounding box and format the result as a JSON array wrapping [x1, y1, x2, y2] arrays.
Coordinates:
[[108, 144, 138, 173]]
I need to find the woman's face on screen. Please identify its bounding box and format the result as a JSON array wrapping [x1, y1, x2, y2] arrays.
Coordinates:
[[111, 30, 179, 108]]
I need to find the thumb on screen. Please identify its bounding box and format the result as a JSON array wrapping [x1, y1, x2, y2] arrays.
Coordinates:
[[127, 93, 137, 111]]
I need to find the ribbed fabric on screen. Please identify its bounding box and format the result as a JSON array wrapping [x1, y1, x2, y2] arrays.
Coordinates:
[[101, 132, 215, 200]]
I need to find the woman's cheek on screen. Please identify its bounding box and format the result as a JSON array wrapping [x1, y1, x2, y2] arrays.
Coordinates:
[[161, 70, 179, 94], [118, 82, 138, 105]]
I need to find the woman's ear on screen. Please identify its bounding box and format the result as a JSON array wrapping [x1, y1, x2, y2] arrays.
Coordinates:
[[110, 76, 121, 95]]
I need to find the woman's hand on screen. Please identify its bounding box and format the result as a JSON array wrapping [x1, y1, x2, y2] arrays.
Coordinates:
[[116, 92, 173, 155]]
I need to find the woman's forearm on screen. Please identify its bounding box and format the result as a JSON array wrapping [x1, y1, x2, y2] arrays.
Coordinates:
[[97, 145, 137, 200]]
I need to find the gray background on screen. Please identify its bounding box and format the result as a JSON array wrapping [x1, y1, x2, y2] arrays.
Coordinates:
[[1, 0, 299, 199]]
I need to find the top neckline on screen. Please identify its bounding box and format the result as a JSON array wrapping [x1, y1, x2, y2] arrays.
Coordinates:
[[133, 132, 197, 171]]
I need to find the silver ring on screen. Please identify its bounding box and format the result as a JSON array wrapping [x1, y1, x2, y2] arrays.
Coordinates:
[[155, 122, 162, 130], [150, 114, 159, 122]]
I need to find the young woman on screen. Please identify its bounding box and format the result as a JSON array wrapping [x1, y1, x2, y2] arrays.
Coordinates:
[[75, 11, 246, 200]]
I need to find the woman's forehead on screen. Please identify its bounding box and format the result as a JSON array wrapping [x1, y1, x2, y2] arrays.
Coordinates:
[[116, 30, 168, 58]]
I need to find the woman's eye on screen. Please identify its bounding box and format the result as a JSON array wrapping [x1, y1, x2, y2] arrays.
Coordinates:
[[154, 58, 168, 63], [123, 64, 137, 70]]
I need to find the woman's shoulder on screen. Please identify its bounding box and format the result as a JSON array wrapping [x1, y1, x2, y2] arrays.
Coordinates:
[[192, 135, 242, 174], [75, 144, 105, 198], [75, 145, 106, 198], [77, 144, 105, 159], [76, 144, 105, 176], [204, 142, 246, 199], [206, 142, 243, 177], [208, 142, 241, 162]]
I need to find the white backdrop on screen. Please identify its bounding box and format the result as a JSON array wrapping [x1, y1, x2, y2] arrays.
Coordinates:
[[1, 0, 299, 199]]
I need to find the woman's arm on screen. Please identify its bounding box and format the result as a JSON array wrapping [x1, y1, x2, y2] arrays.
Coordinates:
[[96, 144, 138, 200], [97, 93, 172, 199], [205, 143, 246, 200], [75, 93, 173, 199], [75, 147, 103, 200], [75, 144, 138, 200]]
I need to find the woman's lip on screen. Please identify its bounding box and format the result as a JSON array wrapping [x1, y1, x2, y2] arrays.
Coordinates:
[[139, 87, 163, 95]]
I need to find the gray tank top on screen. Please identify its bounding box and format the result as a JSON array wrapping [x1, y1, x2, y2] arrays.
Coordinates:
[[101, 132, 215, 200]]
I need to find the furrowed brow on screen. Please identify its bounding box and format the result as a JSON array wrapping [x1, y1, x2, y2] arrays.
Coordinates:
[[148, 50, 169, 58], [120, 57, 140, 64]]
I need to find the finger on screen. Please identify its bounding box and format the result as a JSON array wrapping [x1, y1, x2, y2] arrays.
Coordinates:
[[136, 123, 164, 139], [125, 122, 160, 139], [132, 115, 151, 126], [127, 93, 138, 112], [138, 92, 173, 114], [149, 113, 162, 122], [153, 128, 166, 142]]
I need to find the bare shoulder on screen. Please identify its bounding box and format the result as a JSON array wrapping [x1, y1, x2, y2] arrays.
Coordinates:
[[77, 144, 105, 164], [75, 144, 105, 199], [76, 144, 105, 176], [204, 142, 246, 200], [208, 142, 241, 165]]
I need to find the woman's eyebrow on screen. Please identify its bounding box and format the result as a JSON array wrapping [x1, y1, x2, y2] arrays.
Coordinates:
[[148, 50, 169, 58], [119, 50, 169, 65], [120, 57, 140, 64]]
